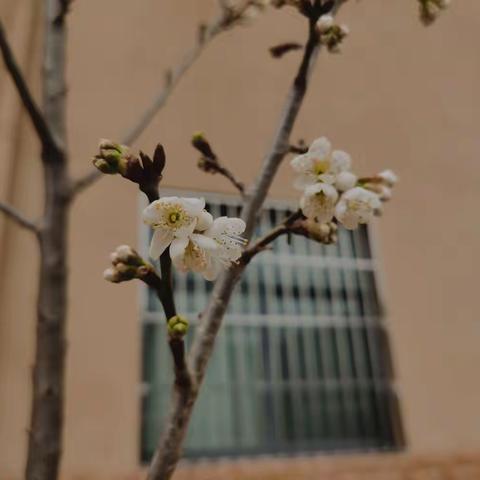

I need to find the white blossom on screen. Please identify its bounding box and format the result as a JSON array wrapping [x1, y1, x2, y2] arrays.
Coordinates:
[[169, 234, 218, 276], [377, 169, 398, 187], [202, 217, 247, 280], [317, 14, 334, 33], [291, 137, 352, 190], [300, 183, 339, 223], [169, 216, 247, 281], [335, 187, 381, 230], [196, 210, 214, 231], [419, 0, 450, 24], [103, 268, 119, 282], [335, 171, 357, 192], [378, 185, 392, 201], [143, 196, 205, 259]]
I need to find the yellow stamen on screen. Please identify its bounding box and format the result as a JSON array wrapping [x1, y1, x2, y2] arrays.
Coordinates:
[[313, 159, 330, 176]]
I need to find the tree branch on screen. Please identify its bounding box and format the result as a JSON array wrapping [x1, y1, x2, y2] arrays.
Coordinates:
[[199, 158, 246, 196], [193, 134, 245, 196], [0, 20, 62, 157], [239, 209, 302, 263], [70, 0, 258, 197], [0, 201, 39, 233], [25, 1, 70, 480], [144, 2, 348, 477]]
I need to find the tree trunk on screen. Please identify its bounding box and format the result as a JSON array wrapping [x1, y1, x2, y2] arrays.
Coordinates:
[[25, 1, 69, 479], [26, 162, 69, 480]]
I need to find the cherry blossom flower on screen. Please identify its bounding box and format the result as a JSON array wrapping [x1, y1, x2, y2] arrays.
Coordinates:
[[335, 171, 358, 192], [202, 217, 248, 280], [291, 137, 352, 190], [166, 216, 247, 281], [377, 169, 398, 187], [143, 196, 205, 259], [170, 234, 218, 276], [335, 187, 381, 230], [300, 183, 339, 223]]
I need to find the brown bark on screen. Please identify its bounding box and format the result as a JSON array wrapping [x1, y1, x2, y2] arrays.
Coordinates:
[[25, 1, 70, 480]]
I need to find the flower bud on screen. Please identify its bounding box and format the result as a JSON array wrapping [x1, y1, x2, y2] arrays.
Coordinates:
[[103, 267, 121, 283], [419, 0, 450, 25], [317, 14, 334, 33], [104, 245, 152, 283], [335, 171, 357, 192], [93, 139, 130, 175], [167, 315, 189, 339], [110, 252, 120, 264], [378, 185, 392, 201], [318, 22, 350, 53], [116, 245, 136, 262], [377, 169, 398, 187], [300, 219, 338, 245]]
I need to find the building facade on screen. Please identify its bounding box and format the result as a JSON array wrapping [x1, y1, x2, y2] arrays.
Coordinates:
[[1, 1, 480, 479]]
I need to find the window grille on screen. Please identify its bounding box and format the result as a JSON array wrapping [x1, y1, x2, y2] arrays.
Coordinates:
[[141, 193, 402, 461]]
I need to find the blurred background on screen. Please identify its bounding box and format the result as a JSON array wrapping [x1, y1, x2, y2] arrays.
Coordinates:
[[1, 1, 479, 479]]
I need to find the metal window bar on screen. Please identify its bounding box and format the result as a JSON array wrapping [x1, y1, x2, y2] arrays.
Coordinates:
[[141, 193, 401, 461]]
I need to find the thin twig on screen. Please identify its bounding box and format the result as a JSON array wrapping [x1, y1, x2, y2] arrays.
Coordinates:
[[70, 0, 257, 197], [0, 20, 62, 157], [201, 159, 246, 196], [240, 209, 303, 263], [140, 265, 192, 388], [0, 201, 39, 233]]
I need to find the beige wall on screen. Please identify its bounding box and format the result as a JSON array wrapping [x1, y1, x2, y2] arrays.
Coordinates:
[[1, 0, 480, 478]]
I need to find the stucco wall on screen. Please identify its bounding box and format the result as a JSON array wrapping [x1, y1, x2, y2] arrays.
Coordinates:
[[1, 0, 479, 478]]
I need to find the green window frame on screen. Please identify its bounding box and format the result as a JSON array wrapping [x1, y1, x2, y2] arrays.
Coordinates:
[[140, 192, 403, 461]]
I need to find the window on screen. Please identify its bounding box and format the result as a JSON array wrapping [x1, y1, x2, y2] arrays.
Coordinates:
[[141, 193, 402, 461]]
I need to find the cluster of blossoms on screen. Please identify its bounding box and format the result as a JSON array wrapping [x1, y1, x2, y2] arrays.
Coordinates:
[[291, 137, 397, 230], [103, 245, 150, 283], [142, 197, 247, 281], [317, 14, 349, 52], [418, 0, 450, 25]]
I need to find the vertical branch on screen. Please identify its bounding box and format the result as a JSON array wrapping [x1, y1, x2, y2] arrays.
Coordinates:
[[144, 2, 347, 477], [241, 17, 319, 239], [25, 1, 70, 480]]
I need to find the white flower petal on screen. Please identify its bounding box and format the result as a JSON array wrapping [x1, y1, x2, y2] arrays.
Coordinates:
[[293, 174, 317, 191], [149, 229, 173, 259], [202, 257, 224, 281], [378, 169, 398, 186], [175, 218, 197, 239], [308, 137, 331, 157], [142, 201, 161, 225], [191, 233, 218, 251], [317, 173, 336, 185], [205, 216, 246, 262], [300, 183, 338, 222], [196, 210, 214, 231], [331, 150, 351, 173], [317, 14, 334, 32], [181, 197, 205, 217], [335, 187, 381, 229], [335, 171, 357, 192], [169, 237, 189, 260], [290, 154, 314, 174]]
